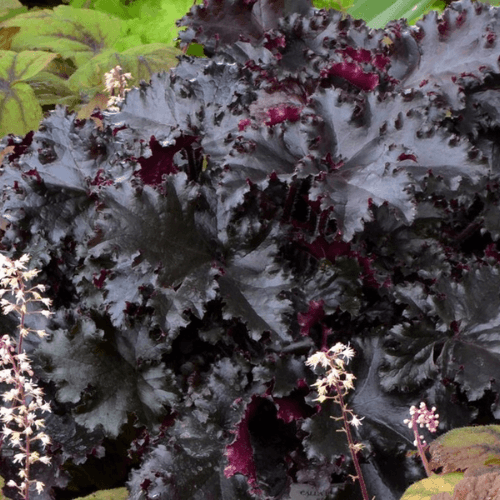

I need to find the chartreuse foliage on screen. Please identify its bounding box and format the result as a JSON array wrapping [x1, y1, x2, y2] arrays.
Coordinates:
[[0, 0, 207, 140], [314, 0, 443, 27], [315, 0, 500, 26], [400, 474, 464, 500], [1, 0, 500, 499]]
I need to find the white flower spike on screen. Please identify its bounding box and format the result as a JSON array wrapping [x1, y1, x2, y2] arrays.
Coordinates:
[[0, 253, 52, 498]]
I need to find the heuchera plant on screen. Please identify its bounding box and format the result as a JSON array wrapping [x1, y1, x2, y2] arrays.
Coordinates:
[[1, 0, 500, 498]]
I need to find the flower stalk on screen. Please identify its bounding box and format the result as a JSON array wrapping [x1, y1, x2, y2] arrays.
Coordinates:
[[403, 402, 439, 477], [306, 343, 441, 500], [103, 65, 133, 111], [306, 343, 371, 500], [0, 253, 53, 499]]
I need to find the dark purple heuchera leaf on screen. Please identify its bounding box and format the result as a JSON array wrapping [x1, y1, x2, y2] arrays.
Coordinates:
[[203, 81, 487, 242], [303, 87, 487, 240], [34, 312, 180, 438], [79, 170, 214, 331], [392, 0, 500, 97], [175, 0, 313, 57], [177, 1, 396, 95], [381, 262, 500, 405], [216, 230, 295, 344], [127, 356, 263, 499]]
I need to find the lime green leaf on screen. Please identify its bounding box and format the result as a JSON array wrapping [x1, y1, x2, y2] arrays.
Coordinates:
[[368, 0, 440, 29], [0, 5, 124, 69], [400, 472, 464, 500], [0, 49, 59, 83], [21, 69, 82, 113], [0, 0, 28, 24], [0, 49, 59, 137]]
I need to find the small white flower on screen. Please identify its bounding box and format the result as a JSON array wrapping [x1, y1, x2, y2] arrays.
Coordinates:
[[3, 387, 21, 401], [306, 352, 329, 370], [311, 379, 328, 396], [350, 414, 365, 428], [313, 394, 327, 403], [1, 303, 15, 315], [328, 342, 346, 354], [37, 433, 51, 447], [38, 402, 52, 413], [16, 352, 29, 363], [18, 255, 30, 265], [334, 357, 345, 370], [351, 442, 365, 453], [342, 373, 356, 391], [2, 426, 13, 436], [19, 360, 32, 374], [326, 367, 342, 385], [341, 344, 356, 360]]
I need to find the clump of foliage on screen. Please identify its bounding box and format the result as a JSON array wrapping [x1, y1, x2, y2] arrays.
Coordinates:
[[0, 0, 500, 499]]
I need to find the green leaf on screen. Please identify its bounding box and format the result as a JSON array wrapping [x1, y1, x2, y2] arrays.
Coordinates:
[[0, 5, 124, 68], [0, 49, 59, 137], [400, 472, 464, 500]]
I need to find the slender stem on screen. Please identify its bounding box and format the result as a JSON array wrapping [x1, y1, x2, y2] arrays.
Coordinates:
[[16, 274, 31, 499], [412, 421, 433, 477], [334, 381, 370, 500], [17, 275, 25, 356]]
